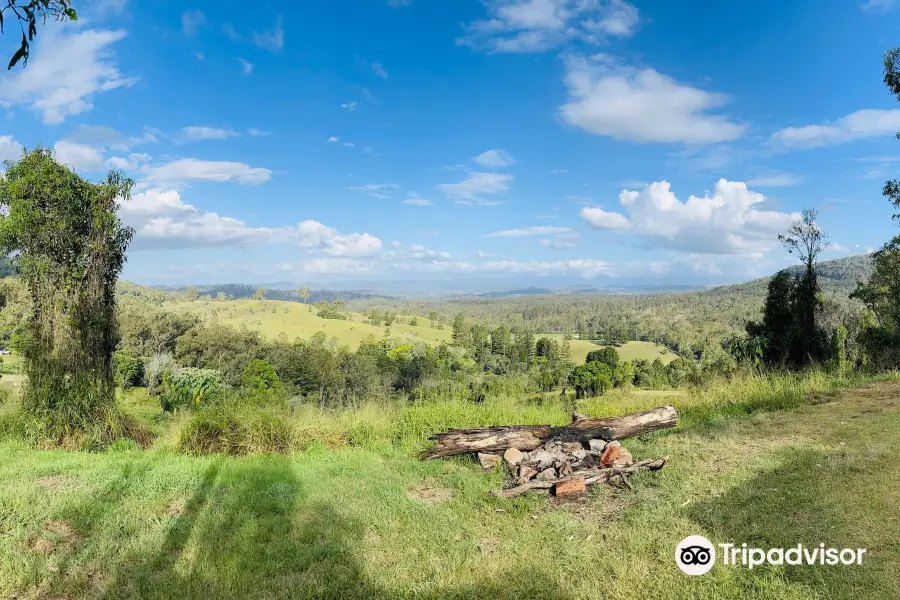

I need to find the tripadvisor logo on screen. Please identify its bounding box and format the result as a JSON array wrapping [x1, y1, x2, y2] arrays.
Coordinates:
[[675, 536, 868, 575]]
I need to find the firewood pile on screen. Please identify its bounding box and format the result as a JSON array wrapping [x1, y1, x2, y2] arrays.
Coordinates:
[[479, 439, 667, 497], [421, 405, 677, 498]]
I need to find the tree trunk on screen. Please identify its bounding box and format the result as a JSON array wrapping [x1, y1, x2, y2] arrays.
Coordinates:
[[421, 405, 678, 459]]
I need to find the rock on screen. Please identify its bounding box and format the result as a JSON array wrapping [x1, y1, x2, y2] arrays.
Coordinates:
[[503, 448, 525, 469], [587, 439, 606, 452], [478, 453, 501, 470], [552, 477, 586, 497], [517, 465, 538, 484], [528, 449, 556, 470], [600, 440, 622, 467], [557, 461, 573, 477], [535, 468, 557, 481]]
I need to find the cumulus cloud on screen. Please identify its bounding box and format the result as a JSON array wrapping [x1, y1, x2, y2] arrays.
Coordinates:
[[141, 158, 273, 186], [0, 28, 136, 124], [341, 102, 359, 111], [253, 16, 284, 52], [539, 232, 580, 248], [473, 149, 516, 168], [0, 136, 23, 163], [485, 226, 572, 238], [770, 109, 900, 149], [437, 172, 513, 205], [121, 188, 380, 255], [559, 54, 745, 144], [327, 136, 340, 143], [180, 126, 240, 141], [53, 140, 107, 171], [580, 179, 799, 254], [403, 193, 435, 206], [459, 0, 640, 53]]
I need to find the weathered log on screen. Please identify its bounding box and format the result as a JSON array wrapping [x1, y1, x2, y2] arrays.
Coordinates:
[[421, 405, 678, 459], [497, 457, 668, 498], [552, 477, 586, 497]]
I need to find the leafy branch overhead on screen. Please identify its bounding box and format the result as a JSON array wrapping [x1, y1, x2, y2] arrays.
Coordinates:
[[1, 0, 77, 69]]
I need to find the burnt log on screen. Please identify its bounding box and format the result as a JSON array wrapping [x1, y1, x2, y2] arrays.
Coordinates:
[[421, 405, 678, 459]]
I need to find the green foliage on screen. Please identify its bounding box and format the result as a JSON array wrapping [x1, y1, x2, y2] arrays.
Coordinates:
[[161, 367, 224, 412], [317, 300, 349, 320], [178, 404, 297, 455], [0, 148, 133, 443], [585, 347, 619, 369], [569, 361, 613, 398], [113, 352, 144, 390], [240, 359, 286, 404], [2, 1, 77, 69]]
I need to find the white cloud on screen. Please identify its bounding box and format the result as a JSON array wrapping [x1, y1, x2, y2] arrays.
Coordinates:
[[54, 140, 107, 171], [222, 23, 241, 41], [253, 16, 284, 52], [106, 152, 151, 171], [65, 125, 159, 151], [539, 232, 580, 248], [559, 54, 745, 144], [372, 62, 389, 79], [248, 128, 270, 136], [408, 244, 453, 261], [578, 208, 631, 230], [181, 10, 206, 36], [473, 149, 516, 168], [580, 179, 799, 254], [194, 52, 205, 61], [0, 136, 23, 163], [0, 28, 136, 124], [180, 126, 240, 141], [747, 173, 805, 187], [862, 0, 898, 12], [482, 259, 613, 277], [341, 102, 359, 111], [347, 183, 399, 198], [238, 58, 254, 75], [327, 136, 340, 143], [829, 242, 850, 253], [141, 158, 273, 186], [459, 0, 640, 53], [437, 172, 513, 204], [485, 226, 572, 238], [344, 142, 356, 147], [770, 109, 900, 149], [403, 193, 435, 206], [550, 169, 569, 174], [121, 188, 380, 255]]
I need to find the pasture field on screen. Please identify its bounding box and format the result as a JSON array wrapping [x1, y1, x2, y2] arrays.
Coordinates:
[[168, 299, 452, 349], [167, 299, 677, 365], [1, 372, 898, 599]]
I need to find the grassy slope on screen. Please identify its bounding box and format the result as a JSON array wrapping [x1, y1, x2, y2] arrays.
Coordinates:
[[1, 379, 899, 599], [169, 299, 453, 349], [543, 336, 678, 365]]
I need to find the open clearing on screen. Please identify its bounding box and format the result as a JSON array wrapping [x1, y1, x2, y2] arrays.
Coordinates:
[[1, 381, 898, 599], [167, 300, 676, 365]]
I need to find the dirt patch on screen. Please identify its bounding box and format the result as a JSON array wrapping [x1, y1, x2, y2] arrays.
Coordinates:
[[31, 520, 79, 555], [167, 499, 188, 518], [31, 537, 55, 555], [406, 477, 456, 503], [36, 475, 77, 489]]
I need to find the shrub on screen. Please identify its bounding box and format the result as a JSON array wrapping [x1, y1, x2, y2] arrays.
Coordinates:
[[179, 404, 300, 455], [161, 367, 224, 412], [240, 359, 286, 405], [113, 351, 144, 389]]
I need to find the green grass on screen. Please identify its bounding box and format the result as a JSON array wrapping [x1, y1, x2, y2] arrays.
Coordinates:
[[1, 374, 900, 598], [542, 336, 678, 364], [169, 299, 453, 350]]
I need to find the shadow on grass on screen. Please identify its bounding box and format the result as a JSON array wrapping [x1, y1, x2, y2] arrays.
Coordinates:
[[689, 445, 900, 599], [93, 454, 569, 600]]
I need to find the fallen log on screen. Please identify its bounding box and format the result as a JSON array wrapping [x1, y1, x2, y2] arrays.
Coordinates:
[[496, 457, 668, 498], [421, 405, 678, 459]]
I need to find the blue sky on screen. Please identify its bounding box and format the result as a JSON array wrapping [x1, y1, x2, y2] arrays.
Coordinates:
[[1, 0, 900, 289]]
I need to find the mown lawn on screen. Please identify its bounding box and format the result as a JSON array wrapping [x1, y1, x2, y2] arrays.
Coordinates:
[[1, 380, 899, 599]]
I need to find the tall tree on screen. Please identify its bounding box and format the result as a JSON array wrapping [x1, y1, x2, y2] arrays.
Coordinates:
[[2, 1, 77, 69], [298, 286, 310, 304], [0, 148, 133, 439]]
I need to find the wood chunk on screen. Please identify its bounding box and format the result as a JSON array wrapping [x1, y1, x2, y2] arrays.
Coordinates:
[[503, 448, 525, 469], [535, 468, 557, 481], [612, 447, 633, 467], [600, 440, 622, 467], [517, 465, 538, 484], [478, 453, 501, 470], [557, 461, 573, 477], [552, 477, 586, 497], [421, 405, 678, 459]]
